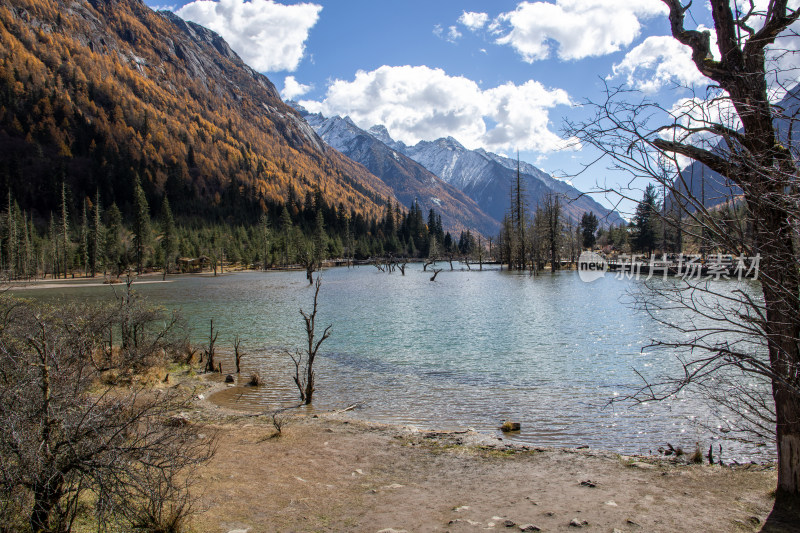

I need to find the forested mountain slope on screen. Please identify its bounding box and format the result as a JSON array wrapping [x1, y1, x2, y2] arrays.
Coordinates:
[[0, 0, 395, 224]]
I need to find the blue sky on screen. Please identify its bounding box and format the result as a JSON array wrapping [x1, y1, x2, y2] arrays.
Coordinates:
[[144, 0, 799, 216]]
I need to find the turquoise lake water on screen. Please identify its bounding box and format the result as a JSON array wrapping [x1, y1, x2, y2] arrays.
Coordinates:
[[18, 264, 772, 461]]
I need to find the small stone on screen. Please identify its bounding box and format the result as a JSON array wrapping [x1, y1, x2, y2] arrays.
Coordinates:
[[748, 516, 761, 525], [501, 420, 522, 432], [613, 529, 624, 533], [579, 480, 597, 488], [164, 414, 190, 427], [453, 505, 470, 512], [225, 374, 235, 383], [630, 461, 656, 470], [569, 518, 588, 527], [605, 500, 618, 507], [503, 519, 516, 527], [227, 529, 249, 533], [449, 519, 481, 527], [519, 525, 541, 532]]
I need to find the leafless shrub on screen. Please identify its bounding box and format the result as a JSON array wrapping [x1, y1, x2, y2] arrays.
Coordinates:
[[270, 406, 294, 436], [111, 275, 188, 370], [183, 342, 200, 366], [0, 295, 214, 532]]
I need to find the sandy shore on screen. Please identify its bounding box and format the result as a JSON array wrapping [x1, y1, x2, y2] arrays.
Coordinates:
[[175, 376, 793, 533]]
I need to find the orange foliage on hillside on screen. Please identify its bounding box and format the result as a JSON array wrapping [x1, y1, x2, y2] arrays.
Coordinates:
[[0, 0, 395, 220]]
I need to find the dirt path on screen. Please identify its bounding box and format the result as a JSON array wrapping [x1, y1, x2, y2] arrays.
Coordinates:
[[187, 396, 782, 533]]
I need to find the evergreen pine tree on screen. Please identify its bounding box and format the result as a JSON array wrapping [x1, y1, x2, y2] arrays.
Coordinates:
[[633, 184, 660, 255], [280, 205, 293, 266], [313, 208, 327, 264], [6, 191, 15, 280], [132, 176, 151, 274], [160, 196, 176, 279], [91, 190, 102, 277], [60, 182, 69, 279], [80, 198, 89, 276], [105, 203, 123, 276], [580, 212, 599, 250], [260, 213, 271, 270]]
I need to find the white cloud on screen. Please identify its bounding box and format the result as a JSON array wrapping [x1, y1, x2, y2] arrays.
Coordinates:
[[281, 75, 313, 100], [608, 1, 800, 97], [448, 25, 462, 41], [609, 35, 712, 92], [669, 95, 742, 138], [299, 65, 572, 153], [458, 11, 489, 31], [434, 24, 462, 43], [494, 0, 666, 62], [176, 0, 322, 72], [659, 93, 741, 167]]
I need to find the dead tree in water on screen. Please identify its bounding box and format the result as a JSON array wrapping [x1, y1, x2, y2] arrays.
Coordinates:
[[233, 334, 244, 373], [203, 319, 218, 373], [290, 277, 332, 404], [430, 268, 442, 282], [301, 252, 317, 285]]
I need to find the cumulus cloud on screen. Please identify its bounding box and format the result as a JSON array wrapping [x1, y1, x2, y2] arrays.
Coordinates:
[[176, 0, 322, 72], [609, 35, 712, 92], [458, 11, 489, 31], [299, 65, 572, 153], [281, 75, 313, 100], [494, 0, 666, 62]]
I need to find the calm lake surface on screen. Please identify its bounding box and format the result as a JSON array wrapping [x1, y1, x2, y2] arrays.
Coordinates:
[[18, 264, 772, 461]]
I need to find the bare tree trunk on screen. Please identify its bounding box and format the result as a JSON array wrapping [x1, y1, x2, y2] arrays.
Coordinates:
[[757, 208, 800, 498], [291, 277, 332, 405]]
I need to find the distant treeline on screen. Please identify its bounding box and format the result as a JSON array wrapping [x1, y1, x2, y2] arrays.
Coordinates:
[[0, 179, 482, 279]]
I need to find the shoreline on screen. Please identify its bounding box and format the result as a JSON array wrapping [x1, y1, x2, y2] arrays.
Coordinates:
[[181, 373, 782, 532]]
